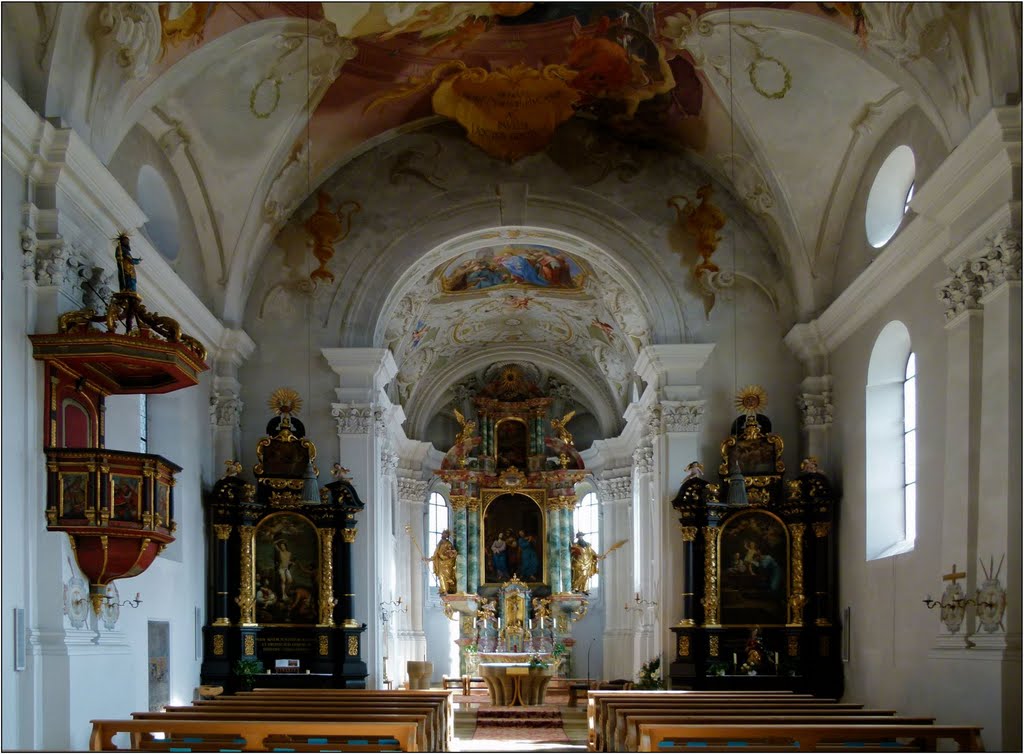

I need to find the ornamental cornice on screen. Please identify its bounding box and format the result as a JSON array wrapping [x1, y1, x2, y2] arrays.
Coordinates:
[[397, 478, 429, 503], [973, 230, 1021, 299], [381, 445, 400, 475], [797, 391, 833, 428], [660, 400, 706, 433], [938, 230, 1021, 321], [596, 475, 632, 502], [331, 402, 381, 434], [210, 392, 243, 429], [632, 445, 654, 474]]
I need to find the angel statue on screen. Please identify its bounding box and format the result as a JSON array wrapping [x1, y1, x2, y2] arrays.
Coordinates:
[[551, 410, 576, 446], [453, 408, 477, 447]]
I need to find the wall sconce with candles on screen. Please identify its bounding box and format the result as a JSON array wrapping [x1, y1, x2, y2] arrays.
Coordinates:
[[625, 592, 658, 628]]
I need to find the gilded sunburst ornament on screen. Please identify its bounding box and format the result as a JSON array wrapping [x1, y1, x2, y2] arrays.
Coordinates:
[[268, 387, 303, 416], [735, 385, 767, 415]]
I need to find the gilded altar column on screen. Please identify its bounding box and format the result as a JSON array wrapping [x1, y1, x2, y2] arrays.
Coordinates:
[[236, 525, 257, 626], [787, 523, 807, 626], [212, 524, 232, 626], [466, 498, 480, 593], [318, 528, 336, 627], [450, 495, 469, 594], [701, 526, 720, 627]]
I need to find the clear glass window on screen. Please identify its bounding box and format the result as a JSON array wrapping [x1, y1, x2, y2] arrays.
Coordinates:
[[573, 491, 600, 589]]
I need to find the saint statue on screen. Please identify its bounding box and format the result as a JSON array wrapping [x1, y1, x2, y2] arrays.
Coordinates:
[[425, 529, 458, 594], [114, 234, 142, 293], [570, 531, 599, 593]]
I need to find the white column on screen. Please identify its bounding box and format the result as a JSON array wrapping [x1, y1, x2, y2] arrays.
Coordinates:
[[972, 234, 1021, 662], [631, 344, 715, 678], [324, 347, 399, 689], [597, 474, 633, 680], [395, 477, 429, 682], [935, 260, 986, 644], [785, 324, 834, 469], [208, 330, 256, 474]]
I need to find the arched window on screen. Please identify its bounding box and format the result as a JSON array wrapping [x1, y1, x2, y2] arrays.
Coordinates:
[[426, 492, 450, 572], [865, 321, 916, 559], [573, 491, 600, 589]]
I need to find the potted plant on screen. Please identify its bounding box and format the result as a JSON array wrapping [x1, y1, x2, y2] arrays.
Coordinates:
[[233, 657, 264, 691]]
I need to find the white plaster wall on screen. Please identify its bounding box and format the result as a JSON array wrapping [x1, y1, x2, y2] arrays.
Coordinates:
[[1, 148, 32, 751]]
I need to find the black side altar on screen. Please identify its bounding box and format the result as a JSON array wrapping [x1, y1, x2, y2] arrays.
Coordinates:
[[669, 412, 842, 698], [201, 409, 368, 690]]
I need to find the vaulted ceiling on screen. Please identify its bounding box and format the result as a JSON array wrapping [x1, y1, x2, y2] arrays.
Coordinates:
[[6, 2, 1018, 440]]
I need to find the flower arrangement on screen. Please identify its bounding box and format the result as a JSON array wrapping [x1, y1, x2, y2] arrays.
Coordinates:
[[706, 662, 728, 677], [528, 653, 549, 670], [233, 657, 265, 691], [635, 655, 665, 689]]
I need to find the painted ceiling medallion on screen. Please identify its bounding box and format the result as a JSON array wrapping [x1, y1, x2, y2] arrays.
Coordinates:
[[268, 387, 303, 416], [735, 385, 768, 415]]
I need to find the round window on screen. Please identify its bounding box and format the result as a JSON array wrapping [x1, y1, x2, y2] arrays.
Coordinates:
[[865, 145, 916, 249]]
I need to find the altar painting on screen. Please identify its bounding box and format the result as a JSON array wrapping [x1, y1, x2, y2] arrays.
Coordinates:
[[495, 418, 529, 469], [254, 512, 320, 625], [439, 245, 586, 293], [719, 510, 788, 626], [483, 493, 545, 585]]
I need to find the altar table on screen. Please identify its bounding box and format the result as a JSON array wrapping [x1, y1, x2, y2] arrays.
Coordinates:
[[479, 663, 554, 706]]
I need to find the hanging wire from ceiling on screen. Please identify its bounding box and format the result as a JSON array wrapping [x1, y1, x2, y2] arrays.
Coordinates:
[[301, 4, 319, 504], [728, 7, 739, 403]]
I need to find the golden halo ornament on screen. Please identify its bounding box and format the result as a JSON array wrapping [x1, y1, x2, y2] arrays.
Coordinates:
[[268, 387, 303, 416], [735, 385, 767, 415]]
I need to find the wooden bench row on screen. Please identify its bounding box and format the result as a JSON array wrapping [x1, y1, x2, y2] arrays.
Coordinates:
[[586, 690, 983, 753], [90, 689, 454, 752], [638, 722, 984, 752]]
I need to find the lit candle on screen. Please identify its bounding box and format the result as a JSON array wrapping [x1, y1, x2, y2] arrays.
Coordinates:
[[733, 652, 737, 667]]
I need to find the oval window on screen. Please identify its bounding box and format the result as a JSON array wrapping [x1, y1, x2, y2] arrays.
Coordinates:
[[865, 145, 916, 249]]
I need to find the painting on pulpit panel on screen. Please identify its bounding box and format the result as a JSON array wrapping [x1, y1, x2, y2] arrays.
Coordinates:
[[483, 493, 545, 585], [719, 510, 789, 626], [254, 512, 320, 625]]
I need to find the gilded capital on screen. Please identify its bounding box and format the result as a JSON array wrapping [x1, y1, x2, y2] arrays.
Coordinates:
[[213, 524, 232, 540], [449, 495, 471, 510], [812, 521, 831, 538], [341, 527, 358, 543], [679, 525, 698, 542]]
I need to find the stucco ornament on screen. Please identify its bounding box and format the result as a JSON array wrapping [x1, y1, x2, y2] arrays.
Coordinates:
[[96, 3, 162, 79]]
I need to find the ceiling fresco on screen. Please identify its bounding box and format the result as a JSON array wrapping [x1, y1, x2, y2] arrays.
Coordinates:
[[15, 1, 1015, 441]]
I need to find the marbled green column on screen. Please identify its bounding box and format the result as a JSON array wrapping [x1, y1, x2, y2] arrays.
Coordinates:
[[560, 496, 576, 593], [452, 496, 469, 593], [467, 501, 480, 593], [546, 502, 561, 590]]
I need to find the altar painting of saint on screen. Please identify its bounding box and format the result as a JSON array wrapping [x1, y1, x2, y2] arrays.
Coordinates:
[[719, 510, 788, 626], [254, 512, 320, 625], [483, 493, 544, 585]]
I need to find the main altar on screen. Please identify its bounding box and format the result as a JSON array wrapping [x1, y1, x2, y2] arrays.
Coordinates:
[[433, 365, 591, 682]]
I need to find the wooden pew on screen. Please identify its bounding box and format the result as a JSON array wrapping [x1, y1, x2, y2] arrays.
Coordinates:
[[89, 718, 420, 752], [162, 701, 442, 752], [637, 722, 984, 752], [133, 710, 433, 753], [619, 715, 935, 752], [603, 702, 884, 752], [587, 688, 814, 747], [241, 689, 453, 746], [593, 695, 865, 752]]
